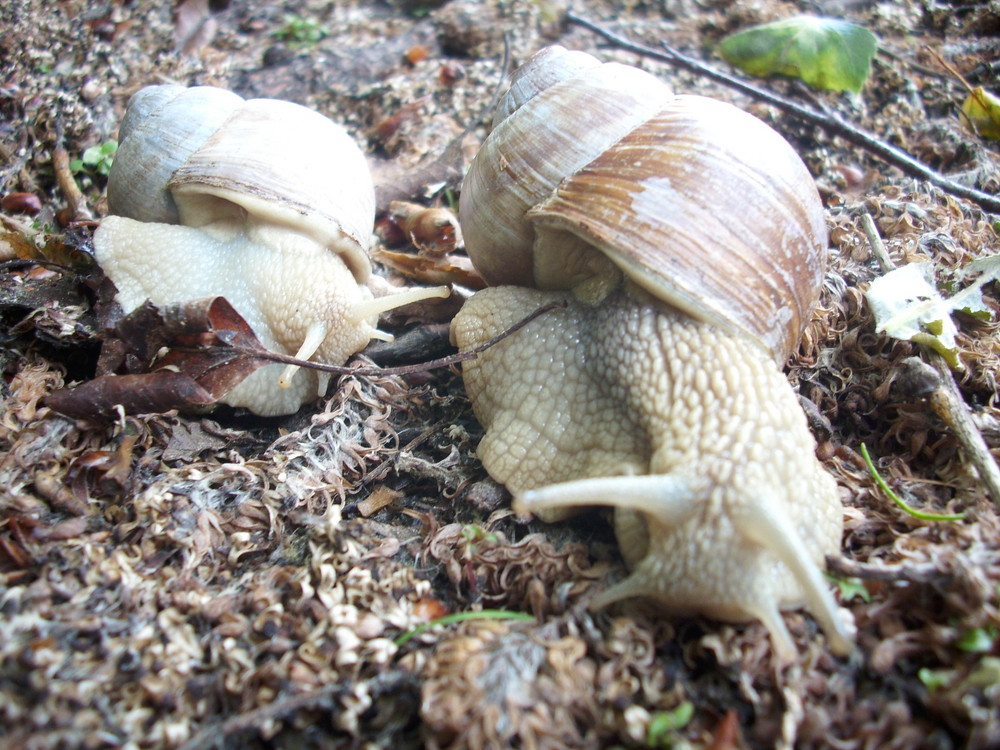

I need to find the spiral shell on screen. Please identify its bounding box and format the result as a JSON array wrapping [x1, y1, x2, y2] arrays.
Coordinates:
[[460, 46, 827, 362], [107, 85, 375, 282]]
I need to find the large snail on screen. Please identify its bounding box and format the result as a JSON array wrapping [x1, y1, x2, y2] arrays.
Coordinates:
[[94, 85, 446, 416], [450, 47, 856, 661]]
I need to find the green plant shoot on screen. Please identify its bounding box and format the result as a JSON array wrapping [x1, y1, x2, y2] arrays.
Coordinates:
[[393, 609, 535, 646], [274, 14, 327, 48], [70, 140, 117, 177], [860, 443, 965, 522]]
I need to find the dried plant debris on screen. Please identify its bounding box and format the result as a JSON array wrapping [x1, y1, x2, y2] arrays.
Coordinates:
[[421, 619, 601, 750], [3, 0, 1000, 748], [0, 365, 454, 747]]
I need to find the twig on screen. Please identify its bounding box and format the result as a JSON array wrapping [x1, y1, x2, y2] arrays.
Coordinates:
[[923, 354, 1000, 506], [924, 46, 994, 139], [51, 120, 94, 221], [565, 12, 1000, 215], [205, 299, 564, 378], [860, 213, 894, 273], [923, 46, 978, 98], [355, 425, 439, 489], [826, 555, 946, 584]]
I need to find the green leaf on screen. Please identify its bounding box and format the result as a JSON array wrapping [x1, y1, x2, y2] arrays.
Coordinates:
[[393, 609, 534, 646], [460, 524, 499, 544], [834, 576, 871, 603], [961, 87, 1000, 140], [76, 140, 118, 177], [918, 666, 954, 691], [274, 14, 327, 47], [719, 16, 877, 93], [957, 627, 997, 653], [647, 702, 694, 747]]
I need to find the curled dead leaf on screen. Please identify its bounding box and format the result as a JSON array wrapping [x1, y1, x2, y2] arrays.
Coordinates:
[[376, 248, 484, 289]]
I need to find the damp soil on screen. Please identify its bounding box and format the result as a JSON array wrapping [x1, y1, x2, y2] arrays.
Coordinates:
[[1, 1, 999, 748]]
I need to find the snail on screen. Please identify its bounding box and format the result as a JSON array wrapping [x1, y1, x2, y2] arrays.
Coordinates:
[[94, 84, 447, 416], [450, 47, 856, 661]]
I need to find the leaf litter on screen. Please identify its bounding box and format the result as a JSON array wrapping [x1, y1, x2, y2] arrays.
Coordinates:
[[2, 0, 1000, 748]]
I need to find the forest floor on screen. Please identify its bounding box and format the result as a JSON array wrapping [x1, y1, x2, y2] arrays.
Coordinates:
[[1, 0, 999, 748]]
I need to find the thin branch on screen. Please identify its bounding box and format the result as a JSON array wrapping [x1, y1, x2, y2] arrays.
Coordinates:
[[194, 300, 565, 378], [51, 118, 94, 221], [860, 213, 895, 272], [924, 354, 1000, 507], [565, 12, 1000, 215], [826, 555, 946, 584]]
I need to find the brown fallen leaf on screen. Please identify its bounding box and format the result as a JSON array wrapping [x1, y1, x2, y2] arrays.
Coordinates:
[[356, 485, 404, 517], [0, 228, 98, 268], [48, 297, 274, 419], [387, 201, 464, 257], [48, 295, 566, 419], [161, 419, 243, 463], [0, 532, 33, 571], [707, 709, 742, 750], [46, 370, 217, 421], [375, 248, 485, 289], [134, 297, 275, 394]]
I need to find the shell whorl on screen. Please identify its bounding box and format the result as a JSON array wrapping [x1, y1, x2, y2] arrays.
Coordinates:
[[106, 85, 375, 282], [108, 85, 243, 226], [460, 46, 828, 363], [492, 45, 601, 128]]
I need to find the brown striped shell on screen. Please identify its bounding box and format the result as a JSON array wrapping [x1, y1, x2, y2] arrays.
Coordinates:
[[459, 46, 828, 362]]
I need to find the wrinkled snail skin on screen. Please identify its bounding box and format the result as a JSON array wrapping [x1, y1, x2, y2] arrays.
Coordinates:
[[94, 85, 447, 416], [450, 46, 856, 661], [451, 285, 854, 661], [96, 217, 383, 415]]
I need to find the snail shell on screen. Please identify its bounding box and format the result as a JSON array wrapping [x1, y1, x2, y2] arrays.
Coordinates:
[[460, 46, 827, 362], [107, 84, 374, 282]]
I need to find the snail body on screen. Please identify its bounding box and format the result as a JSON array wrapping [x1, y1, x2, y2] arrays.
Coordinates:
[[95, 85, 446, 416], [450, 47, 854, 660]]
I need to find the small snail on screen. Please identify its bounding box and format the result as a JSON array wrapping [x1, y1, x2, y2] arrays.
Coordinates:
[[95, 85, 446, 416], [450, 47, 855, 661]]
